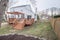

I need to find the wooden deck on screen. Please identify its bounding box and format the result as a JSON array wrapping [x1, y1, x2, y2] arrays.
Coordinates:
[[7, 12, 34, 30]]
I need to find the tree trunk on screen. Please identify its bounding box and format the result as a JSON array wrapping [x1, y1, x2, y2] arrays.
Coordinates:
[[0, 22, 1, 27], [0, 0, 8, 27]]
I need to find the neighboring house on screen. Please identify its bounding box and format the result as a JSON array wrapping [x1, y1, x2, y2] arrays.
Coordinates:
[[39, 7, 60, 16], [48, 7, 60, 16], [6, 0, 37, 21], [38, 7, 60, 22]]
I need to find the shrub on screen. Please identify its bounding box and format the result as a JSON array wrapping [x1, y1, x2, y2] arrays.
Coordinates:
[[53, 15, 60, 18]]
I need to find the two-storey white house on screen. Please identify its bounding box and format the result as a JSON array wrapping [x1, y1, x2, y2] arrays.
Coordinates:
[[6, 0, 37, 21]]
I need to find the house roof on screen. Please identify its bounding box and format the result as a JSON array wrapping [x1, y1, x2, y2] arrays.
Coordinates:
[[7, 12, 24, 14], [7, 0, 36, 14], [8, 5, 35, 14]]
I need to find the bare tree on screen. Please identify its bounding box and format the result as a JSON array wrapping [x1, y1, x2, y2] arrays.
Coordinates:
[[0, 0, 8, 27]]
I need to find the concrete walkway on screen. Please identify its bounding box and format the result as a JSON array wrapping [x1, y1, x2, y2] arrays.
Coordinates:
[[1, 22, 8, 27]]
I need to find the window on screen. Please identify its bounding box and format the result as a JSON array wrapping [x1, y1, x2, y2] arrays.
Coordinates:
[[21, 14, 24, 19], [18, 14, 24, 19], [8, 14, 15, 18], [18, 14, 21, 18], [27, 15, 31, 19]]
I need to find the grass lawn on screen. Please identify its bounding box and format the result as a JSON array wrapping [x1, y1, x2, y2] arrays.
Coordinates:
[[0, 21, 57, 40]]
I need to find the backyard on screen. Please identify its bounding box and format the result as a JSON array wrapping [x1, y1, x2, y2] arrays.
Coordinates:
[[0, 21, 57, 40]]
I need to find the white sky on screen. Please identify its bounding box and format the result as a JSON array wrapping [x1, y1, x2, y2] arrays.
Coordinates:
[[36, 0, 60, 11]]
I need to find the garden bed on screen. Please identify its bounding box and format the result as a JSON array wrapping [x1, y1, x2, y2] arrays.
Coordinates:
[[0, 34, 40, 40]]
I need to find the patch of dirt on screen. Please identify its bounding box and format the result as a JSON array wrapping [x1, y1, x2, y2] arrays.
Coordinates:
[[0, 34, 40, 40]]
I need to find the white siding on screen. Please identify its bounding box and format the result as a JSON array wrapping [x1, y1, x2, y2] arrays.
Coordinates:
[[10, 5, 34, 15], [8, 5, 35, 19], [8, 0, 36, 14]]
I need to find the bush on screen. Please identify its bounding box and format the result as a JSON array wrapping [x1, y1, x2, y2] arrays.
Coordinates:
[[53, 15, 60, 18]]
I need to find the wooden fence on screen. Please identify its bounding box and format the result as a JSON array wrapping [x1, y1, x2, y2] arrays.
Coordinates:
[[50, 18, 60, 40]]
